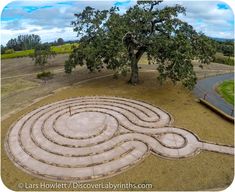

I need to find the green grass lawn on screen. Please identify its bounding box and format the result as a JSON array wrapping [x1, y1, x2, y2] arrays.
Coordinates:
[[1, 43, 78, 59], [217, 80, 234, 105]]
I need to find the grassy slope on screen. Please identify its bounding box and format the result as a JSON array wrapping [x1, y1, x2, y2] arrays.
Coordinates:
[[1, 73, 234, 191], [1, 43, 77, 59], [217, 80, 234, 105]]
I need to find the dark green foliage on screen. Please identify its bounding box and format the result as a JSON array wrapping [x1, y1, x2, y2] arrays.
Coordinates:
[[221, 45, 234, 57], [57, 38, 64, 45], [37, 71, 53, 79], [216, 40, 234, 57], [6, 34, 41, 51], [6, 38, 20, 51], [65, 0, 216, 89], [1, 45, 6, 54], [31, 43, 56, 71]]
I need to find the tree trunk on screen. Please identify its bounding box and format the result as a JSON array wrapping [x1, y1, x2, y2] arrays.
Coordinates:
[[128, 47, 145, 84], [122, 32, 145, 85], [129, 58, 139, 84]]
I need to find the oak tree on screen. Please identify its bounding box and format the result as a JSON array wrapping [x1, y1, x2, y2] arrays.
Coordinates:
[[65, 0, 215, 89]]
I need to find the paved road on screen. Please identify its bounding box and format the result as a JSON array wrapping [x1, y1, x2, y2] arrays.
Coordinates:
[[193, 73, 234, 116]]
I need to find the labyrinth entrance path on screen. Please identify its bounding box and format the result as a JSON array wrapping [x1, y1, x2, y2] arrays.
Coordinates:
[[5, 96, 234, 182]]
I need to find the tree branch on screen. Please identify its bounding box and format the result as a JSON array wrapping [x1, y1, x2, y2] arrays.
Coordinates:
[[136, 46, 146, 62], [149, 1, 163, 12], [150, 19, 164, 34]]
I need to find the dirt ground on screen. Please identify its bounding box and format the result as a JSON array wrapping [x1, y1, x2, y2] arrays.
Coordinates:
[[1, 54, 111, 117], [1, 70, 234, 191], [1, 54, 233, 117]]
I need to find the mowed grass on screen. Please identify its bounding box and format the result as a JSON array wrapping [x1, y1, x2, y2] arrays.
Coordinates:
[[1, 72, 234, 191], [1, 43, 77, 59], [217, 80, 234, 105]]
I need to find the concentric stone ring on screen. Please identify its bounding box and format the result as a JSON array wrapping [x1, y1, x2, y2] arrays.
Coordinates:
[[4, 96, 234, 182]]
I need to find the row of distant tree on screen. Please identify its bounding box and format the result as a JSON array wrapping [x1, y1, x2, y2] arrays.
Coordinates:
[[215, 41, 234, 57], [0, 34, 71, 54], [1, 33, 233, 58], [1, 34, 41, 53]]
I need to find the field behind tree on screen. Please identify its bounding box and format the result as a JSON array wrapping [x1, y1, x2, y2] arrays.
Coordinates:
[[2, 42, 234, 67], [1, 53, 233, 117], [1, 43, 78, 59]]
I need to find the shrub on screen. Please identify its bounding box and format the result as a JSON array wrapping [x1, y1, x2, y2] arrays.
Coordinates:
[[213, 54, 234, 66], [5, 49, 15, 54], [31, 43, 56, 71], [224, 58, 234, 66], [37, 71, 53, 80]]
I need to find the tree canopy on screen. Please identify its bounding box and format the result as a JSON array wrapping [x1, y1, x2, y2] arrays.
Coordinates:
[[31, 43, 56, 71], [65, 0, 216, 89], [220, 44, 234, 57], [57, 38, 65, 45], [6, 34, 41, 51], [1, 45, 6, 54]]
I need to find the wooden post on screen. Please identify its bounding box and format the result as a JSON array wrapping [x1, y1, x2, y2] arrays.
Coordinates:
[[203, 93, 207, 100], [231, 109, 234, 117], [69, 106, 72, 116]]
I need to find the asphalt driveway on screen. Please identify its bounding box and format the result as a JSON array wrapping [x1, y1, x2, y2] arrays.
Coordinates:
[[193, 73, 234, 116]]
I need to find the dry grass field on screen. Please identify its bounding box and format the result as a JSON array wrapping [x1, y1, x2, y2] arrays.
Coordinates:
[[1, 55, 234, 191], [1, 54, 111, 117], [1, 54, 233, 117]]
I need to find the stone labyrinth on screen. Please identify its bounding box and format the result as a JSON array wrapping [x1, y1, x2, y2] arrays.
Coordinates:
[[5, 96, 234, 182]]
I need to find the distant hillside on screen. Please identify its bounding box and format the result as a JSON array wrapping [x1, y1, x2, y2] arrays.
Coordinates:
[[210, 37, 234, 42]]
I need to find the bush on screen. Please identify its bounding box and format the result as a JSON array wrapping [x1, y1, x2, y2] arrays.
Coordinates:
[[224, 58, 234, 66], [37, 71, 53, 80], [32, 44, 56, 71], [213, 54, 234, 66], [5, 49, 15, 54]]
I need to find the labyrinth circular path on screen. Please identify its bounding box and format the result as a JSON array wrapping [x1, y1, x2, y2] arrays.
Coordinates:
[[5, 96, 234, 182]]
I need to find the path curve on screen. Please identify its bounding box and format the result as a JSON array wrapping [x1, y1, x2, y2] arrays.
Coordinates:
[[193, 73, 234, 116]]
